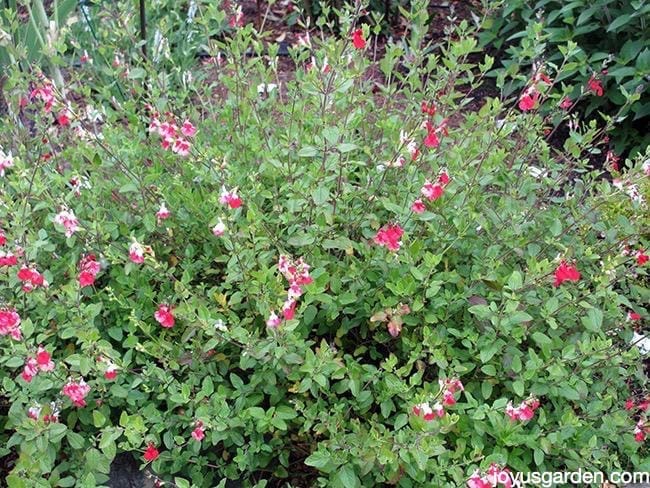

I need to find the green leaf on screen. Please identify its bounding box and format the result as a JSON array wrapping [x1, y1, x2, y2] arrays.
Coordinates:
[[304, 450, 332, 471], [606, 14, 631, 32], [512, 380, 525, 397], [581, 308, 603, 331], [298, 146, 318, 157], [312, 187, 330, 205], [334, 465, 360, 488], [287, 233, 315, 247], [337, 143, 358, 153]]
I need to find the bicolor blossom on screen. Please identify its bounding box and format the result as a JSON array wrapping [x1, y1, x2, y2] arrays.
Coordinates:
[[62, 378, 91, 407], [17, 266, 48, 292], [412, 402, 445, 421], [421, 170, 451, 202], [467, 464, 513, 488], [191, 421, 206, 442], [212, 219, 226, 237], [156, 203, 171, 223], [181, 120, 197, 138], [0, 308, 22, 340], [0, 251, 18, 267], [635, 249, 648, 266], [78, 254, 101, 288], [54, 209, 79, 237], [129, 242, 145, 264], [219, 187, 243, 209], [154, 304, 175, 328], [411, 199, 426, 214], [0, 148, 14, 176], [506, 397, 540, 422], [22, 347, 55, 382]]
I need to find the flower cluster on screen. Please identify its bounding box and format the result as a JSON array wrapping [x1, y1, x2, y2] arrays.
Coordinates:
[[78, 254, 101, 288], [587, 74, 604, 96], [22, 347, 55, 382], [553, 261, 580, 287], [505, 396, 540, 422], [418, 170, 451, 209], [0, 308, 21, 340], [28, 401, 60, 423], [467, 464, 513, 488], [29, 79, 55, 112], [17, 265, 48, 292], [219, 186, 243, 209], [413, 378, 464, 421], [374, 223, 404, 252], [61, 378, 91, 407], [155, 304, 175, 328], [54, 209, 79, 238], [422, 118, 448, 148], [267, 255, 313, 328], [148, 112, 197, 156]]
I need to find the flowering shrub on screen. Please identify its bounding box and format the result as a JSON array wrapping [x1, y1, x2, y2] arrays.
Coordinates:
[[0, 2, 649, 487]]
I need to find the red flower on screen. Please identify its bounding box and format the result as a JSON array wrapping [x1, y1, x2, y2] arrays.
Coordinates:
[[423, 130, 440, 148], [625, 398, 636, 410], [57, 111, 70, 126], [78, 254, 101, 288], [154, 304, 175, 328], [0, 230, 6, 246], [374, 224, 404, 252], [553, 261, 580, 287], [628, 311, 641, 321], [636, 250, 648, 266], [351, 29, 366, 49], [559, 97, 573, 110], [411, 199, 426, 214], [143, 443, 160, 462], [518, 91, 538, 111], [587, 75, 604, 96]]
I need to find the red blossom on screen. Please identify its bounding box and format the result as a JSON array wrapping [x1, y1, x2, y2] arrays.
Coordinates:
[[154, 304, 175, 328], [351, 29, 366, 49], [374, 223, 404, 252], [587, 75, 604, 96], [143, 443, 160, 461], [553, 261, 580, 287], [411, 199, 426, 214]]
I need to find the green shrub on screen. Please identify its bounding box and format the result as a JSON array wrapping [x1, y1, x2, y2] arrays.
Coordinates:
[[0, 2, 648, 487], [480, 0, 650, 156]]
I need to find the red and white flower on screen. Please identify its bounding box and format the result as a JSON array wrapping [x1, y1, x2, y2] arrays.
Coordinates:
[[54, 209, 79, 237], [191, 420, 206, 442], [505, 396, 540, 422], [156, 203, 171, 223], [0, 308, 22, 340], [219, 187, 243, 209], [212, 219, 227, 237], [154, 304, 175, 328], [62, 378, 91, 407]]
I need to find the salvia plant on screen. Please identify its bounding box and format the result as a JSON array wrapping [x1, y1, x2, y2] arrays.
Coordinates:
[[0, 1, 648, 487]]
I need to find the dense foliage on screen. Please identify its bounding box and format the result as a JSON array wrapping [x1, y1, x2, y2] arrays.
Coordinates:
[[0, 1, 649, 487], [480, 0, 650, 156]]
